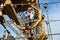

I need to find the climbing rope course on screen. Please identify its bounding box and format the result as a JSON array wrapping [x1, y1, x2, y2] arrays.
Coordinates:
[[0, 0, 60, 40]]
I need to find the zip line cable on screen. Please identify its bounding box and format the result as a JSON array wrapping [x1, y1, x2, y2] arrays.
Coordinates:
[[47, 20, 60, 22], [44, 20, 60, 22], [47, 33, 60, 36]]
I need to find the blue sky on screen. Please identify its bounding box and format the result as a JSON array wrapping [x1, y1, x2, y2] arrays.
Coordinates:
[[40, 0, 60, 40], [0, 0, 60, 40], [48, 3, 60, 40]]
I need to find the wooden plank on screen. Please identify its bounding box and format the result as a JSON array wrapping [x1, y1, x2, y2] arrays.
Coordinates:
[[4, 5, 20, 25]]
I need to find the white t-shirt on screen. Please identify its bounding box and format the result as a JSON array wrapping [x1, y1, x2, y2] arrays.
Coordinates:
[[26, 11, 35, 20]]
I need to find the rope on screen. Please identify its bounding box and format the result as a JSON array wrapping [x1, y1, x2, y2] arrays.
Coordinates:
[[47, 33, 60, 36], [6, 20, 20, 35], [46, 8, 53, 40]]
